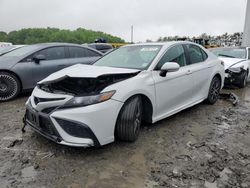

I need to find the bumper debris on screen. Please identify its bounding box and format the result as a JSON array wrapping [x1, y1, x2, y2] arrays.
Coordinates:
[[219, 92, 239, 106]]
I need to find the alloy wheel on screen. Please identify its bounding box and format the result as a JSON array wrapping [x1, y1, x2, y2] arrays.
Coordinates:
[[210, 78, 220, 102], [0, 74, 18, 101]]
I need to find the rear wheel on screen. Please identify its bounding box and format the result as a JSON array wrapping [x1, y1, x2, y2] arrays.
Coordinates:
[[0, 72, 21, 101], [206, 76, 221, 104], [115, 96, 142, 142]]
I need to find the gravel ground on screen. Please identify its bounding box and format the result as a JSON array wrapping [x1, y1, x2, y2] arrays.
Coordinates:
[[0, 86, 250, 188]]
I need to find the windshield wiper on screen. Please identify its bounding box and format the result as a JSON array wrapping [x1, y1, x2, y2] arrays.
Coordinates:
[[218, 54, 236, 58]]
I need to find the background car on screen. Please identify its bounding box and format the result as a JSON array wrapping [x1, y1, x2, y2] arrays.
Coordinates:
[[0, 43, 102, 101], [24, 41, 224, 147], [0, 45, 26, 56], [83, 43, 113, 54], [0, 42, 12, 48], [210, 47, 250, 88]]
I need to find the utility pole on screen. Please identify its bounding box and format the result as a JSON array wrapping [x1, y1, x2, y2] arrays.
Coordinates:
[[131, 25, 134, 44], [242, 0, 250, 46]]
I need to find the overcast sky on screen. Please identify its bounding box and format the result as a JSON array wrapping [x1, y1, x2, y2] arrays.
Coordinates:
[[0, 0, 247, 42]]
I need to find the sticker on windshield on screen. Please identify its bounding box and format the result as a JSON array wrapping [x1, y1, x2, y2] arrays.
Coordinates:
[[141, 63, 148, 67], [141, 47, 159, 52]]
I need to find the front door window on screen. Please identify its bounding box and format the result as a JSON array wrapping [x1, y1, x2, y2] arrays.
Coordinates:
[[156, 45, 186, 69]]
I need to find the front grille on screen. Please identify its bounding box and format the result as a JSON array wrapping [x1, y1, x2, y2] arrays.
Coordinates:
[[34, 97, 65, 105]]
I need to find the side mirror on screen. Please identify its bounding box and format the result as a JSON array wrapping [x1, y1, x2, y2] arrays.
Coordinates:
[[160, 62, 180, 77], [33, 54, 46, 64]]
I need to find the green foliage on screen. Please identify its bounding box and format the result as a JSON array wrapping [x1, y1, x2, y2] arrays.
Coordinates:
[[0, 31, 7, 42], [1, 28, 125, 44]]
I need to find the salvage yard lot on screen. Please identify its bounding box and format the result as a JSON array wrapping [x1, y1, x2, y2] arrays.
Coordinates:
[[0, 86, 250, 188]]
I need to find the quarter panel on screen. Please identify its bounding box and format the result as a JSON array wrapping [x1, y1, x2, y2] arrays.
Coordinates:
[[11, 61, 35, 90]]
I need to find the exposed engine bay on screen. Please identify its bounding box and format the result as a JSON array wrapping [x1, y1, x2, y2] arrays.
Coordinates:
[[38, 72, 139, 96]]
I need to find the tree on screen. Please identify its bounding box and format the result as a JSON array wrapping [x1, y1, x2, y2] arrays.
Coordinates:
[[1, 28, 125, 44], [0, 31, 7, 42]]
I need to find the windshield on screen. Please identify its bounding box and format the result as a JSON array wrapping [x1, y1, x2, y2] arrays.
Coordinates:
[[0, 46, 16, 55], [94, 45, 162, 70], [2, 45, 39, 57], [210, 48, 246, 59]]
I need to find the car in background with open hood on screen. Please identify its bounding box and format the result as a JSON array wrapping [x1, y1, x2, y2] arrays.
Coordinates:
[[210, 47, 250, 88], [24, 41, 224, 147]]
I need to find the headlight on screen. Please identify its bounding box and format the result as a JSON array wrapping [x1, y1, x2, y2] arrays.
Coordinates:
[[63, 90, 116, 108], [227, 66, 243, 73]]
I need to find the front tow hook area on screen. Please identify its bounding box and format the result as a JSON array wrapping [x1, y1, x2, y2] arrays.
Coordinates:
[[22, 115, 27, 133], [219, 92, 239, 106]]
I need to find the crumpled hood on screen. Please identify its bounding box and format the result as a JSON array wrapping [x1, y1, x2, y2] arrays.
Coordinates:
[[0, 56, 20, 69], [39, 64, 140, 84], [219, 57, 246, 70]]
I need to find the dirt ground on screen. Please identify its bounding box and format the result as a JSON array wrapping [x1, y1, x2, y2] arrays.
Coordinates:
[[0, 86, 250, 188]]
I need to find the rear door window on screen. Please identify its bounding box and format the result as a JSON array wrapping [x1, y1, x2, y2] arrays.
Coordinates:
[[36, 47, 65, 60], [85, 49, 101, 57], [186, 44, 206, 65], [201, 49, 208, 60], [248, 48, 250, 59], [69, 47, 85, 58], [69, 47, 100, 58]]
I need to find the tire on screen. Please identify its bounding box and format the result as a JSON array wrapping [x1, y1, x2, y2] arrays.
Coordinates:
[[206, 76, 221, 104], [0, 72, 21, 101], [115, 96, 142, 142], [238, 71, 248, 88]]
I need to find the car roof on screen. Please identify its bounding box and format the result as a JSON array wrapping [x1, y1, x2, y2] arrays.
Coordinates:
[[30, 42, 88, 48], [28, 42, 102, 55], [123, 41, 198, 48], [2, 43, 102, 59]]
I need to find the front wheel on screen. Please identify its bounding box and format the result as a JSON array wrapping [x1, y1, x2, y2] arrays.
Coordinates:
[[206, 76, 221, 104], [0, 72, 21, 101], [238, 71, 248, 88], [115, 96, 142, 142]]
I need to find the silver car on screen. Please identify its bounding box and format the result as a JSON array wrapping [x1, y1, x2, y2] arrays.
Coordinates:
[[0, 43, 102, 101]]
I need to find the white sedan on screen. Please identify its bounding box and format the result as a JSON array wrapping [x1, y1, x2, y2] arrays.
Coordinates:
[[24, 41, 224, 147], [210, 47, 250, 88]]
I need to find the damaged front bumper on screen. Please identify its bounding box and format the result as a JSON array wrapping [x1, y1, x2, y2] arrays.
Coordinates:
[[23, 87, 124, 147], [24, 101, 97, 147], [224, 68, 247, 87]]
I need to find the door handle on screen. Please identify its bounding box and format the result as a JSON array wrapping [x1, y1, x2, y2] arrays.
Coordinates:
[[186, 70, 192, 75]]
